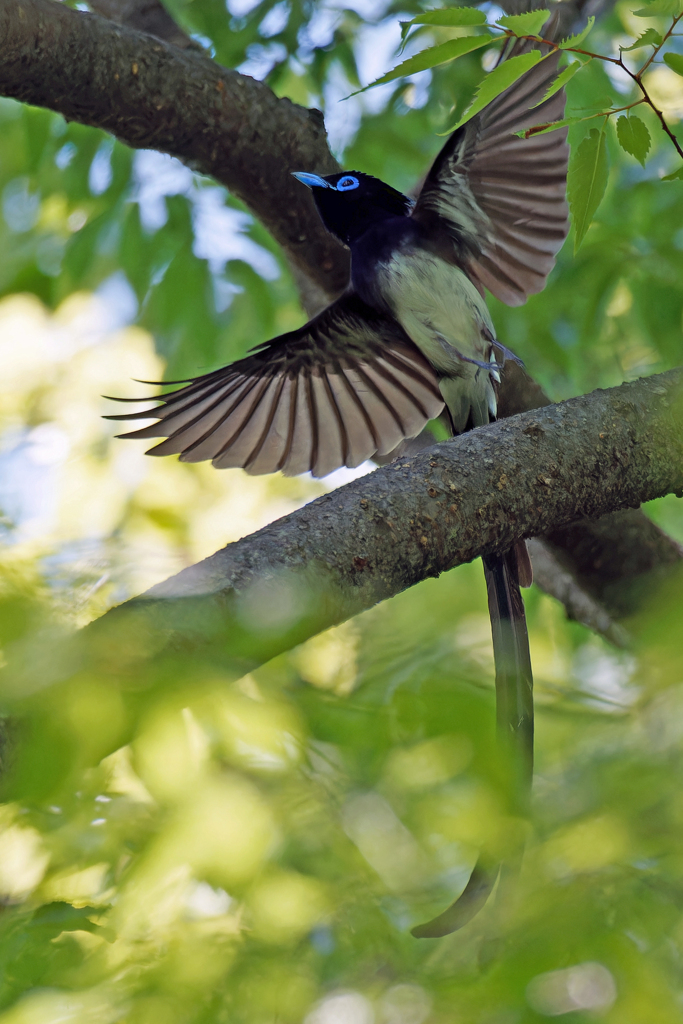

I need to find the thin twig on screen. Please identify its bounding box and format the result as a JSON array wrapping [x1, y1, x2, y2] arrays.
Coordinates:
[[638, 12, 682, 75], [632, 73, 683, 160]]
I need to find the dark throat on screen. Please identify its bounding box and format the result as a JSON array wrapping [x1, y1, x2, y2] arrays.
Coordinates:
[[349, 216, 421, 309], [315, 192, 410, 248]]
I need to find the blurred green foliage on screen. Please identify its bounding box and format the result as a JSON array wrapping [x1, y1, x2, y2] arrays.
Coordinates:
[[2, 556, 683, 1022], [0, 0, 683, 1021]]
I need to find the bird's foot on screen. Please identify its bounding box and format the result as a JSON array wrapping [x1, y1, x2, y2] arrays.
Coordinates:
[[490, 341, 525, 368], [452, 348, 504, 374]]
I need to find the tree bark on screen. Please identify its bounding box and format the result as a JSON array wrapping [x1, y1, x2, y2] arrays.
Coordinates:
[[0, 0, 349, 299], [80, 370, 683, 678]]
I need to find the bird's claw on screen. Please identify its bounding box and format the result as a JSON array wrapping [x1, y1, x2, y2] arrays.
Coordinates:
[[452, 348, 504, 373], [491, 340, 525, 368]]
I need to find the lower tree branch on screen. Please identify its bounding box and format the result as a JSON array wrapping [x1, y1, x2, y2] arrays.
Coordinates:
[[79, 370, 683, 678], [527, 538, 630, 646], [545, 509, 683, 619]]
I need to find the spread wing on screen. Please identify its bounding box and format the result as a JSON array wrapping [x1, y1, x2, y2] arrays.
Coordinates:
[[106, 293, 444, 478], [412, 51, 570, 306]]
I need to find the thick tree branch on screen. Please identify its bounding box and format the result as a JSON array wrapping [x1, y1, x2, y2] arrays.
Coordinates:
[[83, 370, 683, 676], [0, 0, 349, 299]]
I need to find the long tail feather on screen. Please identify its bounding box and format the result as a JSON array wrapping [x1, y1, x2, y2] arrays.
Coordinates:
[[412, 546, 533, 938], [483, 548, 534, 794], [411, 860, 499, 938]]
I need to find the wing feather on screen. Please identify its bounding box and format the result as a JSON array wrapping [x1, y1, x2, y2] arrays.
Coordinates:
[[412, 48, 570, 306], [134, 379, 260, 453], [310, 374, 345, 478], [278, 375, 300, 473], [282, 373, 316, 476], [107, 293, 444, 478], [241, 375, 290, 475], [198, 376, 278, 466], [321, 371, 350, 467], [326, 371, 378, 468]]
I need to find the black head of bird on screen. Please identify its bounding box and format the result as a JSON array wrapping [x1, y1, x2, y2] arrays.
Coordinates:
[[292, 171, 411, 246]]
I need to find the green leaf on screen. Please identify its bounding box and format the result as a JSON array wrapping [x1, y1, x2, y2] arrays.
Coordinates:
[[567, 127, 609, 251], [662, 164, 683, 179], [620, 27, 662, 49], [496, 9, 550, 36], [442, 50, 545, 133], [616, 114, 651, 165], [348, 34, 494, 95], [399, 8, 486, 45], [531, 58, 584, 107], [30, 903, 107, 936], [634, 0, 683, 17], [664, 52, 683, 75], [559, 16, 595, 48]]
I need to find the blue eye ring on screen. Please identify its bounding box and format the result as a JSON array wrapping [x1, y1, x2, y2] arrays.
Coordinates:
[[336, 175, 359, 192]]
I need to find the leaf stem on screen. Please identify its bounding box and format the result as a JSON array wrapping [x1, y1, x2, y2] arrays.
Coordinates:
[[611, 99, 647, 116]]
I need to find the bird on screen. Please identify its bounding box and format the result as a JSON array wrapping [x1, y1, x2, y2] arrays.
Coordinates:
[[107, 51, 569, 935]]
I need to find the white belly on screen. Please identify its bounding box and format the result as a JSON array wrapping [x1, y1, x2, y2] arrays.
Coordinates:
[[376, 250, 498, 431]]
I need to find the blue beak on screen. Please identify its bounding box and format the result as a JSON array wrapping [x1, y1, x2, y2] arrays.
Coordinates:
[[291, 172, 332, 189]]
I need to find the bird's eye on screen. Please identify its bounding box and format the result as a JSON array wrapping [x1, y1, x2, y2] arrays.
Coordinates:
[[336, 175, 359, 192]]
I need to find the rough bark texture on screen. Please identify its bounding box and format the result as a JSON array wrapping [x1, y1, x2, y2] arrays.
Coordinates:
[[85, 370, 683, 675], [0, 0, 349, 299]]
